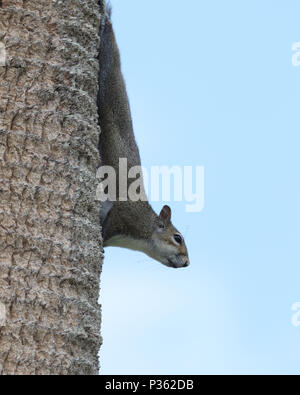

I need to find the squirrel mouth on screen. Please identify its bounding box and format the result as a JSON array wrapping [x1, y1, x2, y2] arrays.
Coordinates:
[[167, 259, 177, 268], [167, 258, 189, 269], [167, 258, 181, 269]]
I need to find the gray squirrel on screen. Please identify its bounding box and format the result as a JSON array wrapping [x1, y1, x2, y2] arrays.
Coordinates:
[[98, 5, 189, 268]]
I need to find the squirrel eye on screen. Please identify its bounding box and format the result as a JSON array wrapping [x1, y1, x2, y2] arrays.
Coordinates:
[[173, 234, 182, 245]]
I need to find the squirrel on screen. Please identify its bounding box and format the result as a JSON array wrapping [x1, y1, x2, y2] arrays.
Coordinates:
[[97, 5, 189, 268]]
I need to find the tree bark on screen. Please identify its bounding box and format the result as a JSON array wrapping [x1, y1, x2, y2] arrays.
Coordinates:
[[0, 0, 104, 375]]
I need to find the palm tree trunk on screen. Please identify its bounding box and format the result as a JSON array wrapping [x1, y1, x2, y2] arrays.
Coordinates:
[[0, 0, 104, 375]]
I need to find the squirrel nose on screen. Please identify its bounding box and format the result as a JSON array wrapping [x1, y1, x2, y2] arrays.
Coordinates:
[[183, 259, 190, 267]]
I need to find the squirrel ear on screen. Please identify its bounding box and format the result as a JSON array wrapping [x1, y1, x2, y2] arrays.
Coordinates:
[[159, 205, 171, 225]]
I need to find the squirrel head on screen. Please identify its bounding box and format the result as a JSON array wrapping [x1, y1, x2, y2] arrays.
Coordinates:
[[149, 205, 190, 269]]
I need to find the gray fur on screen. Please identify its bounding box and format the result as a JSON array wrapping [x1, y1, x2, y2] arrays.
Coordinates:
[[97, 9, 190, 268]]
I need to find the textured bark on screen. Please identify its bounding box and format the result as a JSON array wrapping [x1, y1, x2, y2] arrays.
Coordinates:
[[0, 0, 104, 375]]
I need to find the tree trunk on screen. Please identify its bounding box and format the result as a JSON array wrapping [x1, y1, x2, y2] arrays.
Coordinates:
[[0, 0, 104, 375]]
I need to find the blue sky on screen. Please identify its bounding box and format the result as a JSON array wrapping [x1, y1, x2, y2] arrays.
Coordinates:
[[100, 0, 300, 374]]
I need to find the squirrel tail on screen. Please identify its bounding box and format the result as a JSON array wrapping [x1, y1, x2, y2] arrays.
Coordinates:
[[98, 1, 117, 120], [100, 1, 112, 36], [105, 1, 112, 19]]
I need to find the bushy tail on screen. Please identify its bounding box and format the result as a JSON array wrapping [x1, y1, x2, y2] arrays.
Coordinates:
[[98, 1, 117, 122], [99, 1, 112, 36], [105, 1, 112, 19]]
